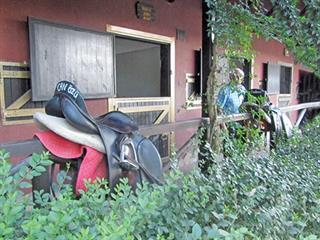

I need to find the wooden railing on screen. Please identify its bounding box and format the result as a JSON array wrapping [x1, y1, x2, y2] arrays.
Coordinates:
[[1, 101, 320, 159]]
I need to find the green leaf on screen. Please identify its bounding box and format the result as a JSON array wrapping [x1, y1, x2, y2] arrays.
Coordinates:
[[28, 158, 37, 168], [32, 153, 41, 163], [42, 159, 53, 166], [35, 166, 46, 173], [57, 171, 66, 185], [4, 176, 13, 185], [192, 223, 202, 239], [19, 181, 32, 188]]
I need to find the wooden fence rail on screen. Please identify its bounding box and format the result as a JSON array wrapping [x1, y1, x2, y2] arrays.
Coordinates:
[[1, 101, 320, 158]]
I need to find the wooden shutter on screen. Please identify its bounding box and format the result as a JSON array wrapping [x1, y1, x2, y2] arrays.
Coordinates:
[[29, 18, 115, 101], [267, 63, 280, 94]]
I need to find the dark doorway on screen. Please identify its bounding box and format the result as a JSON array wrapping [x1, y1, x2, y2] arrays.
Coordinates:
[[115, 37, 170, 97], [298, 71, 320, 121]]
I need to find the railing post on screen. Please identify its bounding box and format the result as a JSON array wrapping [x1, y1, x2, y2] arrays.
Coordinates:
[[295, 108, 307, 127]]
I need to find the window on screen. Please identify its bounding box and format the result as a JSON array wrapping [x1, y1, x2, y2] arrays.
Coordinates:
[[265, 63, 292, 94], [115, 37, 170, 97], [280, 66, 292, 94], [185, 50, 202, 104]]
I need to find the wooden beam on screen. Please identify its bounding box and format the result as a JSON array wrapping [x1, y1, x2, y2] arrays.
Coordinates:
[[201, 0, 212, 118], [295, 108, 307, 127], [2, 119, 34, 126], [217, 113, 251, 123], [6, 90, 31, 110], [0, 61, 28, 67], [0, 70, 5, 123], [1, 70, 29, 79], [117, 105, 170, 113], [0, 139, 44, 158], [279, 101, 320, 112], [140, 118, 208, 136], [153, 109, 169, 125], [106, 25, 174, 44], [4, 108, 44, 118]]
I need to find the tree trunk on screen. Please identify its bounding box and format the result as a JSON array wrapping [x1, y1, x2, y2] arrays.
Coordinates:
[[200, 0, 222, 173], [206, 37, 222, 153]]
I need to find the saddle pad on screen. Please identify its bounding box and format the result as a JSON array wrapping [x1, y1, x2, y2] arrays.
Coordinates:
[[34, 112, 105, 153], [35, 131, 107, 194]]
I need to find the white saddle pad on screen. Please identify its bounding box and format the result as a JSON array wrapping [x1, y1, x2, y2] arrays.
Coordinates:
[[34, 112, 105, 153]]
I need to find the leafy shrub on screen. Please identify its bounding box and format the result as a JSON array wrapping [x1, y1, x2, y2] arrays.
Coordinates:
[[0, 117, 320, 239]]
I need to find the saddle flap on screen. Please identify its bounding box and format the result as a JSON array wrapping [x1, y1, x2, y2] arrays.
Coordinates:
[[136, 138, 163, 184], [54, 81, 89, 114]]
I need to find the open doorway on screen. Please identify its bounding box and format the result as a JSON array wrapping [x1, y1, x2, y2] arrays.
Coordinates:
[[115, 37, 170, 98], [108, 28, 174, 161]]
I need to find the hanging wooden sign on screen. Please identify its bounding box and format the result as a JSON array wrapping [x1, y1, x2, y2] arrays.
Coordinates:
[[135, 1, 155, 22]]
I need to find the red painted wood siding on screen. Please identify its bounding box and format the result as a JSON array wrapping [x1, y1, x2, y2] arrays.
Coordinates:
[[0, 0, 202, 143]]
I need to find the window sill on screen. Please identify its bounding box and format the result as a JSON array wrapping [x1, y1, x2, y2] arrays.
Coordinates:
[[184, 99, 202, 110], [279, 94, 291, 97]]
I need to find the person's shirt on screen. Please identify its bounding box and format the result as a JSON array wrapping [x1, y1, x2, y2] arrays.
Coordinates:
[[217, 83, 246, 115]]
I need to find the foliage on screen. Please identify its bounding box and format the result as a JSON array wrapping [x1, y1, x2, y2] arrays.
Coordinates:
[[200, 116, 320, 239], [0, 150, 253, 240], [0, 151, 52, 239], [1, 118, 320, 239], [205, 0, 320, 75], [203, 0, 320, 150], [268, 0, 320, 74]]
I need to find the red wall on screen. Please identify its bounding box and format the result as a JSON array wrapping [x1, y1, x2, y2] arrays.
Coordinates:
[[1, 1, 310, 156], [252, 37, 310, 121], [0, 0, 202, 144]]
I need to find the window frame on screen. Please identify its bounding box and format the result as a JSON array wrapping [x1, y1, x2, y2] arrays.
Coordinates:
[[266, 61, 293, 96], [185, 73, 202, 108], [115, 36, 170, 98], [106, 25, 176, 121], [278, 61, 293, 96]]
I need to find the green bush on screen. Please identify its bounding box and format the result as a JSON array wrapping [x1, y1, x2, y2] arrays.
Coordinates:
[[1, 117, 320, 239]]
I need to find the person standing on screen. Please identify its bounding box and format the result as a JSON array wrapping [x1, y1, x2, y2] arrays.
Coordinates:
[[217, 68, 246, 115]]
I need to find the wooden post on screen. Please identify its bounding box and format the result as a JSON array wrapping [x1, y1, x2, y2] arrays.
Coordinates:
[[199, 0, 212, 172], [295, 108, 307, 127], [201, 0, 211, 118]]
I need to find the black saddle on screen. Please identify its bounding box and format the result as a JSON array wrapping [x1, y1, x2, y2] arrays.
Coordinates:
[[46, 81, 138, 134], [45, 81, 163, 190], [243, 88, 293, 146]]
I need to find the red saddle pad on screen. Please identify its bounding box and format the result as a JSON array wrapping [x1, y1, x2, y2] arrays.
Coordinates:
[[35, 131, 107, 194]]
